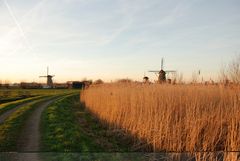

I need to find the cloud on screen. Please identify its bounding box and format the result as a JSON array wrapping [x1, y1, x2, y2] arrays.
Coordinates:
[[0, 0, 47, 58]]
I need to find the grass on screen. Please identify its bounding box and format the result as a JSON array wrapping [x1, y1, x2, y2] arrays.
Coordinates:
[[0, 96, 51, 151], [81, 83, 240, 153], [75, 102, 131, 152], [0, 89, 79, 104], [39, 153, 148, 161], [0, 96, 35, 104], [41, 93, 102, 152], [0, 95, 44, 115]]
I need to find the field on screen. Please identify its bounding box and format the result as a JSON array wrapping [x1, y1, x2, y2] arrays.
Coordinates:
[[0, 85, 239, 161], [81, 83, 240, 160], [0, 89, 75, 103]]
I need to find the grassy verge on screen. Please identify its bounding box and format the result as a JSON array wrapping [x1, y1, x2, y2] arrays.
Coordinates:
[[0, 89, 80, 100], [0, 96, 44, 115], [0, 96, 36, 104], [41, 94, 102, 152], [0, 96, 51, 151]]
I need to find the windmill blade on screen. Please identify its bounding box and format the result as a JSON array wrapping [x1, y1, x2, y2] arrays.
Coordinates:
[[149, 70, 160, 73], [39, 76, 47, 78], [165, 70, 177, 73], [161, 58, 164, 70]]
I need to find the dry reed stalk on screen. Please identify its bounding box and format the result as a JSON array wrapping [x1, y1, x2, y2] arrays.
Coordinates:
[[81, 83, 240, 157]]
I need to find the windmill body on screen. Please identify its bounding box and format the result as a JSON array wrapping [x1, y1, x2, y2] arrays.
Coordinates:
[[149, 58, 176, 83], [158, 70, 166, 83], [39, 67, 55, 88]]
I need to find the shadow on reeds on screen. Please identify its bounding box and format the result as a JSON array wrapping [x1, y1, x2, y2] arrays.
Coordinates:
[[72, 102, 240, 161], [77, 101, 153, 152]]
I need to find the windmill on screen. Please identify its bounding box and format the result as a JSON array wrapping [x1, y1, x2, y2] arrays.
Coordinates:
[[39, 67, 55, 88], [149, 58, 176, 83]]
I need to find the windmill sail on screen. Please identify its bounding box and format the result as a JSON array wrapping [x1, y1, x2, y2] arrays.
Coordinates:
[[148, 58, 176, 83], [161, 58, 164, 70]]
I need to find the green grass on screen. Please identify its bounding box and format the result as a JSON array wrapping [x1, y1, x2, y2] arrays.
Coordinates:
[[0, 95, 44, 115], [0, 96, 52, 151], [41, 94, 102, 152], [39, 153, 147, 161], [0, 96, 35, 104], [0, 89, 79, 104]]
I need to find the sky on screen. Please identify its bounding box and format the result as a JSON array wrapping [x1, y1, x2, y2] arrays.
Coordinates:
[[0, 0, 240, 83]]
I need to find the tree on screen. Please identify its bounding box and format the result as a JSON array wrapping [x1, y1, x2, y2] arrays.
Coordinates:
[[94, 79, 104, 84], [191, 71, 199, 84], [117, 78, 132, 83], [228, 55, 240, 84], [219, 64, 229, 84], [219, 54, 240, 84]]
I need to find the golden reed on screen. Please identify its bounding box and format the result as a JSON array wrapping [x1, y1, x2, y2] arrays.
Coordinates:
[[81, 83, 240, 156]]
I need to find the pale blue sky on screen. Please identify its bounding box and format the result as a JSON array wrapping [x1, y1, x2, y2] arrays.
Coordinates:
[[0, 0, 239, 83]]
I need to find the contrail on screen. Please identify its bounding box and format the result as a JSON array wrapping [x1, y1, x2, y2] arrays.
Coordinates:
[[3, 0, 33, 53]]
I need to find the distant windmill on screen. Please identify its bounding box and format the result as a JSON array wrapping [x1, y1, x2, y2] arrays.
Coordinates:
[[39, 67, 55, 88], [149, 58, 176, 83]]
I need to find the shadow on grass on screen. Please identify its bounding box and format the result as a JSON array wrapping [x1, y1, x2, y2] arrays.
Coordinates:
[[0, 152, 239, 161], [75, 101, 154, 152]]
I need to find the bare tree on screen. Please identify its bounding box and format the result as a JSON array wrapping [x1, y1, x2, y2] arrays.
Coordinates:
[[220, 55, 240, 84], [4, 80, 10, 89], [175, 72, 184, 84], [191, 71, 199, 84], [228, 55, 240, 84], [117, 78, 133, 83], [219, 64, 228, 83], [94, 79, 104, 84]]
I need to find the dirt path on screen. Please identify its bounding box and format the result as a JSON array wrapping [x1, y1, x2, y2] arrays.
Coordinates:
[[16, 98, 58, 161], [17, 99, 57, 151], [0, 102, 31, 124]]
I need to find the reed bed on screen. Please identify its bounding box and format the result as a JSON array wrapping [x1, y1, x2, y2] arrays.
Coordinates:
[[81, 83, 240, 154]]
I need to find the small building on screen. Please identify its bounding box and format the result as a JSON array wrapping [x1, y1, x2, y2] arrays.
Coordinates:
[[54, 83, 68, 89], [67, 80, 92, 89], [20, 82, 42, 89], [72, 81, 85, 89], [67, 81, 85, 89]]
